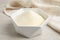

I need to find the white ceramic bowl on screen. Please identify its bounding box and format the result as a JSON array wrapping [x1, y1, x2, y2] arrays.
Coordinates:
[[4, 8, 51, 38]]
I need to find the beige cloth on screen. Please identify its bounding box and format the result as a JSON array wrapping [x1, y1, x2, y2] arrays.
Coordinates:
[[5, 0, 60, 15], [48, 16, 60, 32]]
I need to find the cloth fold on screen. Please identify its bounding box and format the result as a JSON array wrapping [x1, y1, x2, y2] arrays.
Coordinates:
[[48, 16, 60, 32]]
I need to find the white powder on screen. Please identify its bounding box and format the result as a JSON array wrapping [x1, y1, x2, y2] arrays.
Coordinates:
[[14, 11, 44, 26]]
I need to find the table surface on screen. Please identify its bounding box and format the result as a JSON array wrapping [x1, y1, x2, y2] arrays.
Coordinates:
[[0, 0, 60, 40]]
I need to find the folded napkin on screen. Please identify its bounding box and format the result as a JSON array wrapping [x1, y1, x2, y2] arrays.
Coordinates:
[[48, 16, 60, 32]]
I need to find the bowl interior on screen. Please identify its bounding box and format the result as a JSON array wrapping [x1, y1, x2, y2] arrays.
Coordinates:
[[11, 8, 49, 27]]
